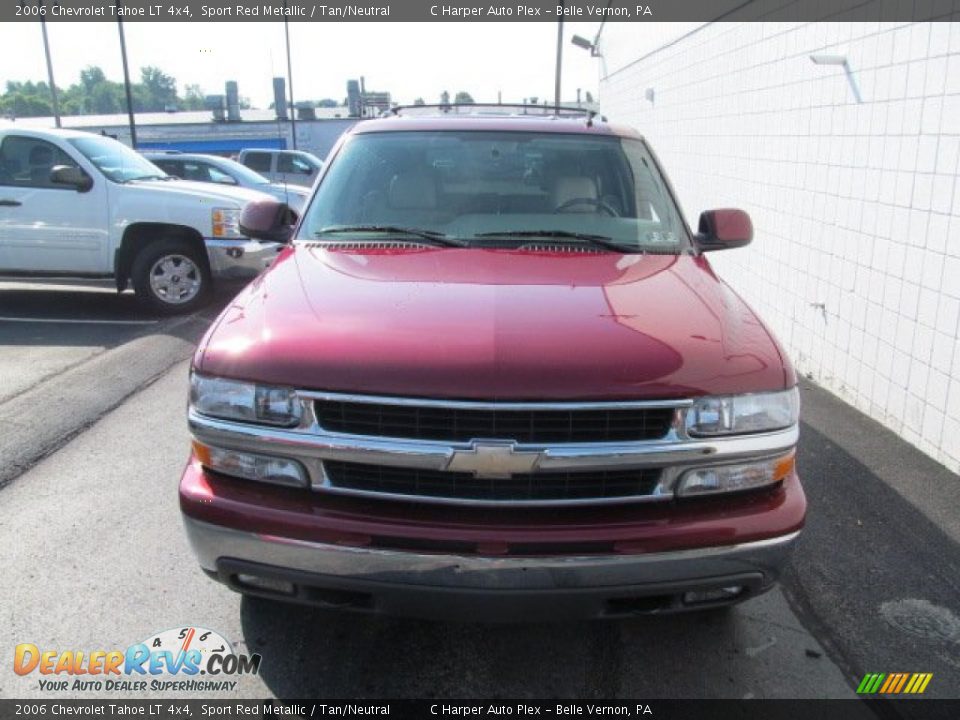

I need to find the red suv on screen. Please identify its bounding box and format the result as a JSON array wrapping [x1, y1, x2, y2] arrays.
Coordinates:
[[180, 106, 804, 621]]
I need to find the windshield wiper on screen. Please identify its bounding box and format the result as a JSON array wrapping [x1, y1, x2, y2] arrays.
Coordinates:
[[474, 229, 637, 253], [314, 225, 467, 247]]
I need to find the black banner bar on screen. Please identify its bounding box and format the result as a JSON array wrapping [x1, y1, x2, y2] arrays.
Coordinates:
[[2, 700, 960, 720], [4, 0, 960, 23]]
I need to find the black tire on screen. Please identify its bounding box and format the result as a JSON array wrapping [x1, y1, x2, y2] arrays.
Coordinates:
[[131, 237, 211, 315]]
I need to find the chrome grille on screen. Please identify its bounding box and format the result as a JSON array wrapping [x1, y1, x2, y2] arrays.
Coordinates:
[[323, 460, 663, 503], [314, 400, 675, 443]]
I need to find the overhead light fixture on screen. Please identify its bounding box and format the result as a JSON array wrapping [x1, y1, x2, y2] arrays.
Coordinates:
[[571, 34, 603, 58], [571, 34, 594, 51], [810, 53, 863, 103]]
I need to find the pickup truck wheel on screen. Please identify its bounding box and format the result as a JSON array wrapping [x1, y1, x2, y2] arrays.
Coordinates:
[[131, 239, 210, 314]]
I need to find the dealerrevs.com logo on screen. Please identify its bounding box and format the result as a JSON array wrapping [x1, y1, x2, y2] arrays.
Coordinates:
[[14, 626, 261, 692]]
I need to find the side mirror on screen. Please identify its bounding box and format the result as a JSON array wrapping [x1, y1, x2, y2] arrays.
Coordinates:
[[239, 198, 295, 244], [695, 208, 753, 251], [50, 165, 93, 192]]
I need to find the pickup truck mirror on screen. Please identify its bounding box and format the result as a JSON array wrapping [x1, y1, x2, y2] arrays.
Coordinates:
[[239, 198, 295, 244], [50, 165, 93, 193], [695, 208, 753, 251]]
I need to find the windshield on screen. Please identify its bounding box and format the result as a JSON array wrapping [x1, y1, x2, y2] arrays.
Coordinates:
[[212, 157, 272, 185], [68, 136, 166, 183], [298, 131, 688, 252]]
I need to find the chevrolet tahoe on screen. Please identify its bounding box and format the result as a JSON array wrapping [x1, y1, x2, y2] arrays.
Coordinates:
[[180, 107, 804, 621]]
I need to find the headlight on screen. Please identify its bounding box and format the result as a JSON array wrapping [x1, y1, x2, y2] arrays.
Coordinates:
[[189, 373, 301, 427], [677, 452, 795, 497], [212, 207, 242, 238], [192, 441, 307, 488], [685, 387, 799, 436]]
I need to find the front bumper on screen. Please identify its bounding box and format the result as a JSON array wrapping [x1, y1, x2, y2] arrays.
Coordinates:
[[186, 517, 799, 621], [180, 459, 806, 620], [204, 238, 284, 280]]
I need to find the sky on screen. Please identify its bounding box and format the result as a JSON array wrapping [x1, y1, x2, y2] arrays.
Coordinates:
[[0, 21, 606, 109]]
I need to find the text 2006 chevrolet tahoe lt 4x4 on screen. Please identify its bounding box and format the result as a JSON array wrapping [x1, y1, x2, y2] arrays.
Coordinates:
[[181, 107, 804, 621]]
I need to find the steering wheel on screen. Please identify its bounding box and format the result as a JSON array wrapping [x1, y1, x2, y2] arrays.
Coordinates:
[[553, 197, 620, 216]]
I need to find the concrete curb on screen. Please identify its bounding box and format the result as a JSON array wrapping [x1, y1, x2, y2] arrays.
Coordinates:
[[0, 314, 209, 489]]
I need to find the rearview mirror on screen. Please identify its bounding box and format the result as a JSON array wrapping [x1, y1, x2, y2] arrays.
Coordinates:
[[695, 208, 753, 251], [50, 165, 93, 193], [239, 198, 295, 244]]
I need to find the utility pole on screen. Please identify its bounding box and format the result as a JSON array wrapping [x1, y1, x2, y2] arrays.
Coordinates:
[[39, 0, 61, 127], [283, 6, 297, 149], [116, 1, 137, 147], [554, 3, 564, 110]]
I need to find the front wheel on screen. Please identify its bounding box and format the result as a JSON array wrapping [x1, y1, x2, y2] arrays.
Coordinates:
[[131, 239, 211, 314]]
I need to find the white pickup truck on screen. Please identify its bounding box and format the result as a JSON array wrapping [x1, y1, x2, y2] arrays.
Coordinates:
[[0, 127, 285, 313]]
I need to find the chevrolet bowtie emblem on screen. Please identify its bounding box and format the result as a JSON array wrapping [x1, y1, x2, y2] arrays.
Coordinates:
[[445, 441, 542, 478]]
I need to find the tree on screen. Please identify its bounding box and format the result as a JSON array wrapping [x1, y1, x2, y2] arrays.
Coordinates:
[[413, 97, 425, 105], [454, 91, 474, 104], [80, 66, 106, 93], [182, 84, 206, 111], [0, 93, 52, 117], [0, 80, 55, 118], [585, 91, 594, 103], [316, 98, 338, 108], [139, 66, 177, 111]]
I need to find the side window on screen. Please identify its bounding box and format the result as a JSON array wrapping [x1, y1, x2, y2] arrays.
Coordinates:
[[180, 162, 210, 182], [205, 165, 236, 184], [0, 136, 78, 189], [278, 155, 312, 174], [244, 152, 271, 173], [154, 160, 183, 177]]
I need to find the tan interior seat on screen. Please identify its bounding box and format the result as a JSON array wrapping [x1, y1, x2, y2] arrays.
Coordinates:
[[551, 176, 598, 212]]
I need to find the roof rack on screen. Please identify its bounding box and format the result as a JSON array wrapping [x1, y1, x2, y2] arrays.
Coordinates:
[[388, 103, 604, 125]]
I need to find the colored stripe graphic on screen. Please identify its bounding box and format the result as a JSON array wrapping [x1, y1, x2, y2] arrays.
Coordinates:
[[857, 672, 932, 694]]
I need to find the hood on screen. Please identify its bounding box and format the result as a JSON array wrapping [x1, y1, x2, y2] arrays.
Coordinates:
[[124, 178, 274, 206], [196, 246, 793, 400], [261, 183, 309, 211], [266, 182, 310, 198]]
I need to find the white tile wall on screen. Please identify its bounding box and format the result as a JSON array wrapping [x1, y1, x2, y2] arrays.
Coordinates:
[[600, 22, 960, 473]]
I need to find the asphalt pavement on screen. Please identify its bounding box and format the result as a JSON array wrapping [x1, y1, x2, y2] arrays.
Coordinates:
[[0, 282, 957, 704]]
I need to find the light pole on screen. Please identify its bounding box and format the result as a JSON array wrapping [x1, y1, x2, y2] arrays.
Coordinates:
[[554, 3, 564, 109], [284, 3, 297, 149], [115, 1, 137, 147], [571, 31, 606, 97], [36, 0, 61, 127]]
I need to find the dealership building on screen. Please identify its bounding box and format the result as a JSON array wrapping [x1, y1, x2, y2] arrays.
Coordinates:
[[598, 21, 960, 473]]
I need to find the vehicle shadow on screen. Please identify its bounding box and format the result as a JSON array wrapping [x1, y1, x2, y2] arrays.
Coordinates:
[[239, 597, 744, 699], [0, 283, 239, 347]]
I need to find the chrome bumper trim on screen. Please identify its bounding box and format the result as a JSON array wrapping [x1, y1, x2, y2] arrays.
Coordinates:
[[297, 390, 693, 411], [204, 238, 284, 280], [184, 516, 800, 591]]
